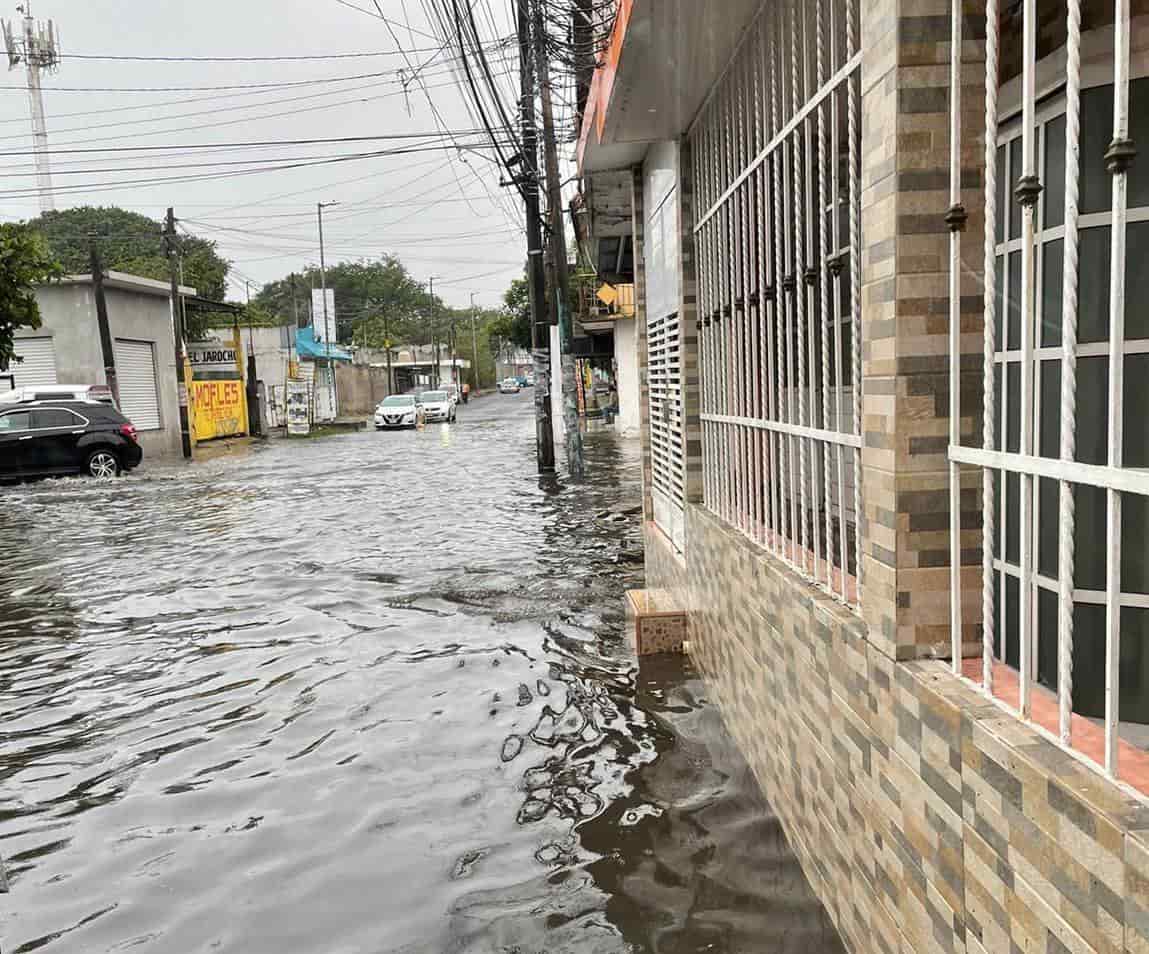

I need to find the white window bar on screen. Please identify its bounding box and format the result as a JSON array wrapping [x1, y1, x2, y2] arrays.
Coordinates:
[[947, 0, 965, 673], [802, 0, 823, 584], [1012, 0, 1039, 720], [1104, 0, 1132, 776], [792, 0, 811, 577], [771, 6, 793, 557], [817, 0, 836, 595], [697, 126, 710, 513], [847, 0, 862, 610], [1056, 0, 1083, 745], [748, 40, 764, 547], [832, 54, 849, 599], [979, 0, 999, 697], [764, 20, 782, 559], [743, 52, 754, 539]]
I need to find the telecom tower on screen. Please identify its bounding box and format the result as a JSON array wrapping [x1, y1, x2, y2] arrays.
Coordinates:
[[3, 5, 59, 212]]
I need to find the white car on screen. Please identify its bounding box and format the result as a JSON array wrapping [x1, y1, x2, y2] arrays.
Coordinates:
[[0, 384, 117, 406], [419, 389, 456, 423], [374, 394, 426, 429], [498, 378, 521, 394]]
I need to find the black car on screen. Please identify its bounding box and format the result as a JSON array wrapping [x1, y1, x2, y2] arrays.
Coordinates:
[[0, 399, 144, 481]]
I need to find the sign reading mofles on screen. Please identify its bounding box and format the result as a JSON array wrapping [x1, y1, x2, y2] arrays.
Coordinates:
[[192, 379, 246, 441], [187, 334, 247, 441]]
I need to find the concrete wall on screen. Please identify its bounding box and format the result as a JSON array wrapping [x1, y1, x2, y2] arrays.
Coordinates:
[[336, 363, 391, 417], [19, 282, 182, 459], [614, 318, 641, 434], [646, 508, 1149, 954]]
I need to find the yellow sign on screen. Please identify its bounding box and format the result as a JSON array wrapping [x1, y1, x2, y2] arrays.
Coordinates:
[[191, 379, 247, 441]]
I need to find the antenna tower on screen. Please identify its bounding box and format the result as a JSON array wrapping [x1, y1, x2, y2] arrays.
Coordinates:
[[3, 5, 60, 212]]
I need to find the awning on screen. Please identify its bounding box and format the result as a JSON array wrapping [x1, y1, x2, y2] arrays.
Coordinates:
[[296, 325, 352, 362]]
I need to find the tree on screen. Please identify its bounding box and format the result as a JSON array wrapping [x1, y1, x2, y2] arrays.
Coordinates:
[[500, 277, 533, 351], [26, 206, 229, 300], [0, 224, 62, 372], [254, 256, 438, 348]]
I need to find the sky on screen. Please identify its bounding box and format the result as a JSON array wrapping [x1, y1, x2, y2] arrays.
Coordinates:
[[0, 0, 528, 309]]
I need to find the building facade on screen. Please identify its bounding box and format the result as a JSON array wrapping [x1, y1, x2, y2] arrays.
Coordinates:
[[8, 272, 193, 459], [580, 0, 1149, 951]]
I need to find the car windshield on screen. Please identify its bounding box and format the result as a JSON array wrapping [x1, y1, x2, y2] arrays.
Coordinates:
[[381, 395, 415, 407], [420, 391, 447, 402]]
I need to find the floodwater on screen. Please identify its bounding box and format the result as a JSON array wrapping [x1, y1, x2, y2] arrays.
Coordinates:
[[0, 395, 842, 954]]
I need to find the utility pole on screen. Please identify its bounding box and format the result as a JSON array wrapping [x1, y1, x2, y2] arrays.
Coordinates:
[[517, 0, 555, 473], [531, 0, 583, 478], [470, 292, 480, 391], [163, 209, 193, 459], [385, 312, 394, 396], [88, 232, 118, 407], [243, 279, 261, 437], [427, 276, 439, 388], [3, 7, 59, 212], [317, 201, 338, 418]]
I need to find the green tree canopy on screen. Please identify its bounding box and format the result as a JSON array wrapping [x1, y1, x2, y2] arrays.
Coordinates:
[[498, 277, 533, 351], [26, 206, 229, 301], [254, 256, 441, 347], [0, 224, 62, 372]]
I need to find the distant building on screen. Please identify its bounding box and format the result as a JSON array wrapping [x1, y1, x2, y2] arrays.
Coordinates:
[[8, 271, 193, 459]]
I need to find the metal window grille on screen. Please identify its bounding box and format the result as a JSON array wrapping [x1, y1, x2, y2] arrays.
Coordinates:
[[951, 0, 1149, 781], [690, 0, 863, 609], [647, 174, 686, 550], [649, 307, 686, 549]]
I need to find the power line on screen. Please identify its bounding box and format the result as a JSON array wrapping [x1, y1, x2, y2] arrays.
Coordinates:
[[0, 129, 514, 158], [56, 47, 458, 62], [0, 141, 513, 198]]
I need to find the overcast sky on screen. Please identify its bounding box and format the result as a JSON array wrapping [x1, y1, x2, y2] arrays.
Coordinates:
[[0, 0, 527, 309]]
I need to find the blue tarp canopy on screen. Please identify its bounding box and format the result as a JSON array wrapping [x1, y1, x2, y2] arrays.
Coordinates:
[[296, 325, 352, 362]]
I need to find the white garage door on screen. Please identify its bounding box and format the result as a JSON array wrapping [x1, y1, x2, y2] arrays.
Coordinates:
[[11, 337, 57, 388], [114, 339, 161, 430]]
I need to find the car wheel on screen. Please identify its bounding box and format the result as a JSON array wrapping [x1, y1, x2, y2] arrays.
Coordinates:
[[86, 448, 121, 478]]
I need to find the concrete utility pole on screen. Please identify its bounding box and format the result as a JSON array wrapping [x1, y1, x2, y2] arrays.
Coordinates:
[[317, 200, 338, 417], [532, 0, 584, 478], [242, 279, 261, 437], [88, 234, 118, 406], [3, 6, 59, 212], [469, 292, 480, 391], [517, 0, 555, 473], [427, 276, 439, 387], [163, 209, 193, 459]]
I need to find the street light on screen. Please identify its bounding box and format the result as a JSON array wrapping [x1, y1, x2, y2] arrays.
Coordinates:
[[317, 200, 338, 418]]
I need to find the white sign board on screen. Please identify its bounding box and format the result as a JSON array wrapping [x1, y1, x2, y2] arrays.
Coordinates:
[[187, 342, 239, 376], [310, 288, 336, 344], [285, 378, 311, 435]]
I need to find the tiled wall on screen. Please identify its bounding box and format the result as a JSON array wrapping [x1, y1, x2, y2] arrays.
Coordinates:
[[645, 507, 1149, 954]]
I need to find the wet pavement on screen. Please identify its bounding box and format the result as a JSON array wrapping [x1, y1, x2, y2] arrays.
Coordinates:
[[0, 394, 842, 953]]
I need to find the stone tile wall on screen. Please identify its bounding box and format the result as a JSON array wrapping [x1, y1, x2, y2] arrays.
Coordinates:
[[644, 505, 1149, 954], [859, 0, 987, 659]]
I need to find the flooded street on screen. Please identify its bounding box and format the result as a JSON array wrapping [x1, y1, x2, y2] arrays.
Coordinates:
[[0, 394, 839, 954]]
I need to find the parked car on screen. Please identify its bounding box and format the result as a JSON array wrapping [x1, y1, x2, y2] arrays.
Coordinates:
[[442, 384, 461, 406], [419, 389, 456, 423], [374, 394, 426, 429], [0, 399, 143, 480], [498, 378, 521, 394], [0, 384, 117, 407]]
